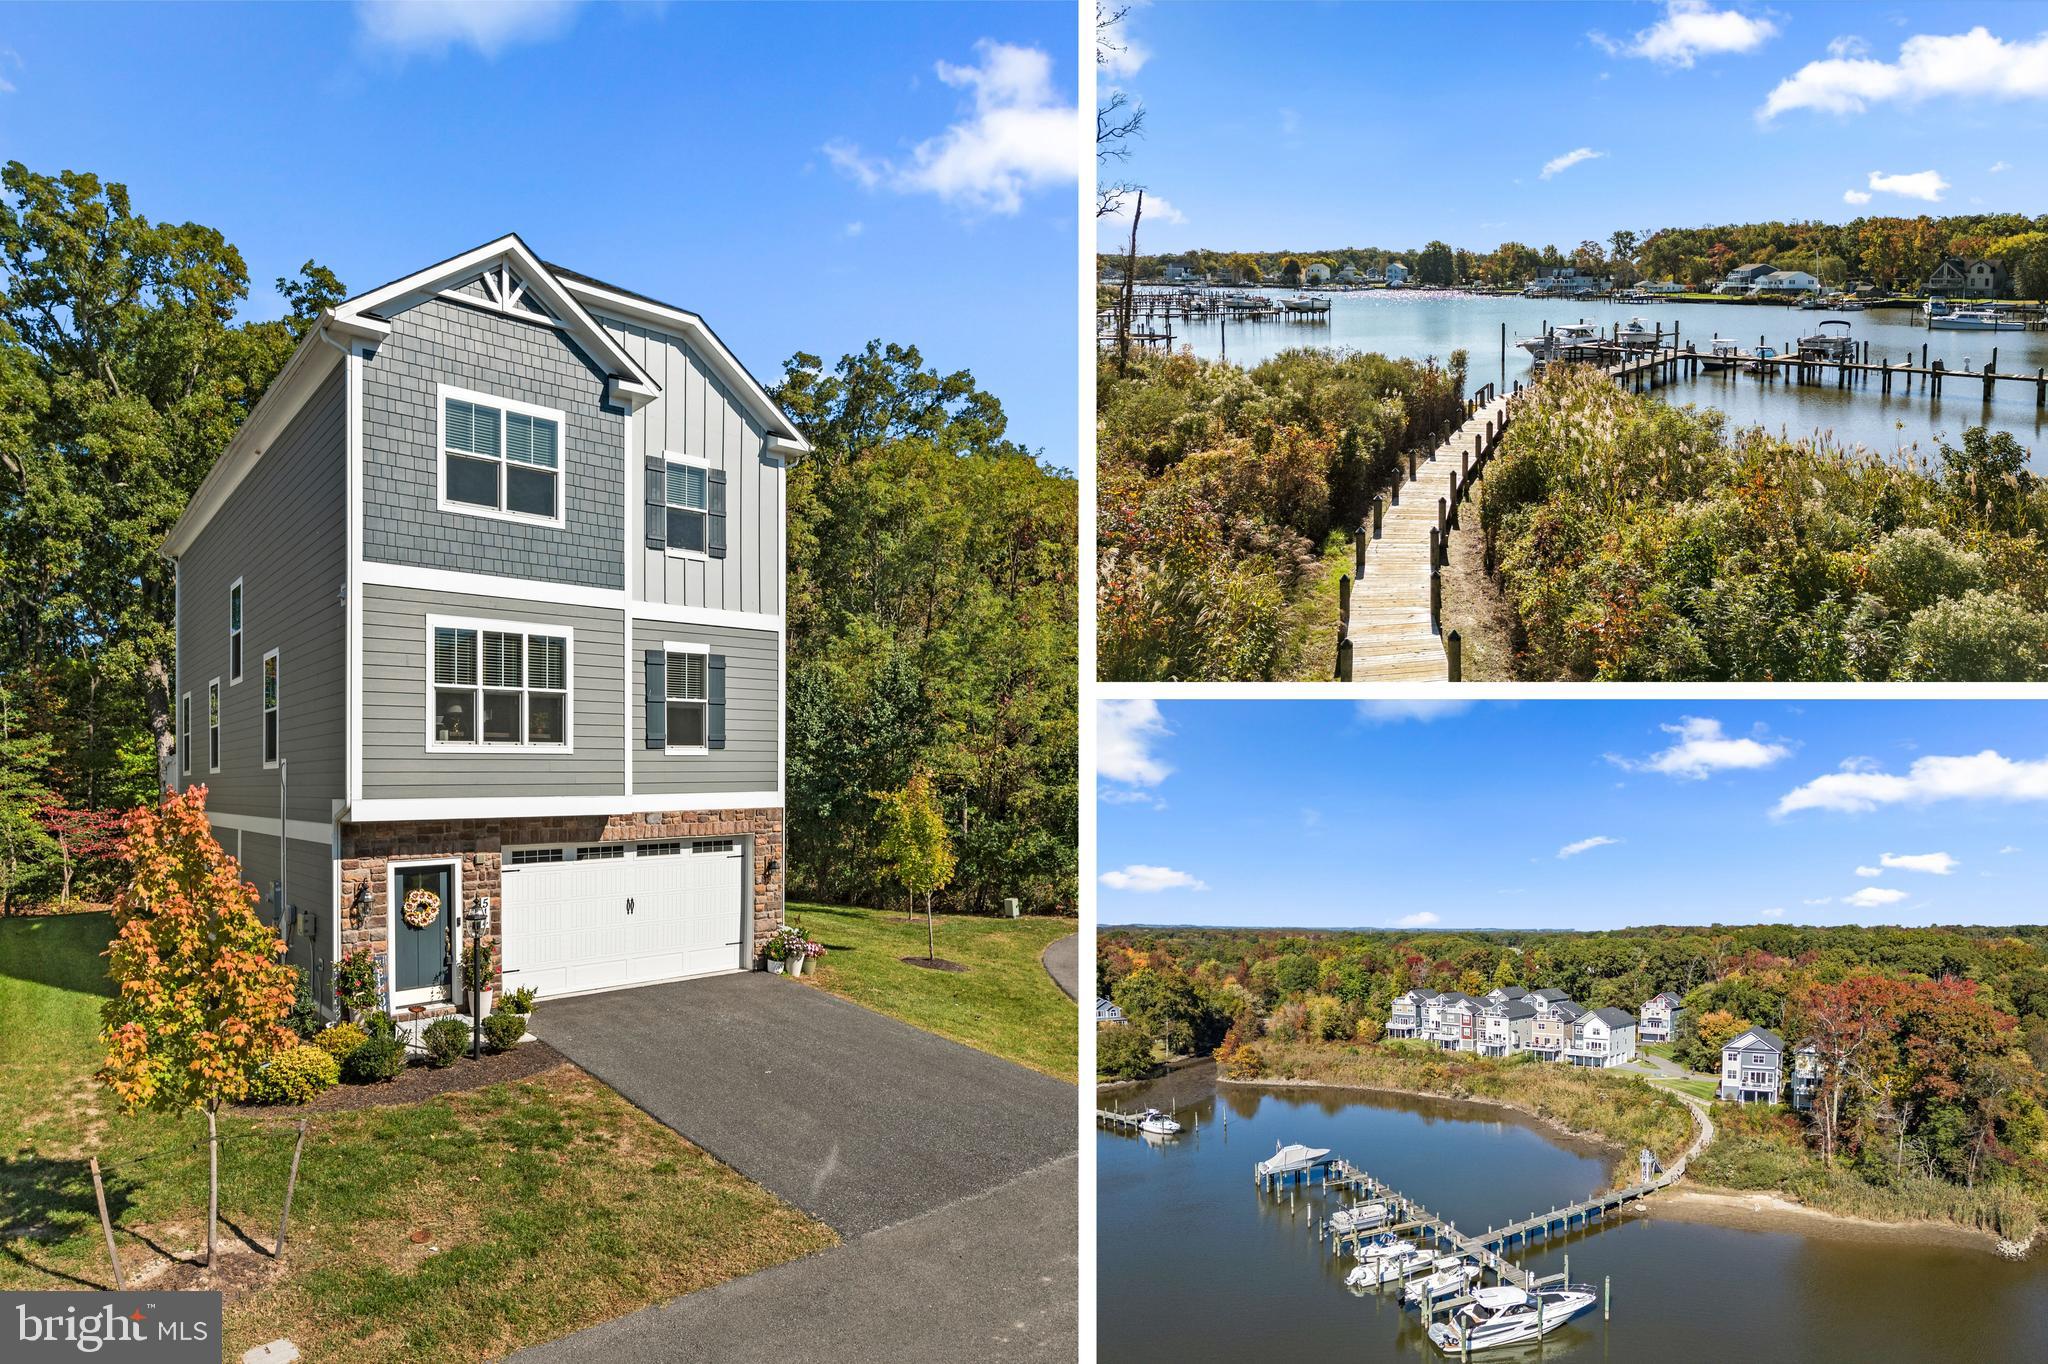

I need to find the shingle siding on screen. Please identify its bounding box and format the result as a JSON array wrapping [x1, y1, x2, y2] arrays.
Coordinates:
[[360, 295, 624, 590], [174, 364, 346, 825]]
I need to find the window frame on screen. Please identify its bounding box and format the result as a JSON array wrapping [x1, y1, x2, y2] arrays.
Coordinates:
[[434, 382, 568, 529], [207, 679, 221, 774], [661, 639, 710, 756], [261, 649, 280, 768], [423, 614, 576, 754], [660, 451, 712, 560], [179, 691, 192, 778], [228, 579, 244, 685]]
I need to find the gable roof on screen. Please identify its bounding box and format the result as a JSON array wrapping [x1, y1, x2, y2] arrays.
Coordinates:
[[1587, 1007, 1636, 1027], [1548, 1001, 1585, 1021], [1530, 988, 1569, 1001], [1490, 1000, 1537, 1020], [1727, 1027, 1784, 1054], [1646, 992, 1683, 1008]]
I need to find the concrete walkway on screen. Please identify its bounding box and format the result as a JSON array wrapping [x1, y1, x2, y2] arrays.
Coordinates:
[[1041, 933, 1078, 1000]]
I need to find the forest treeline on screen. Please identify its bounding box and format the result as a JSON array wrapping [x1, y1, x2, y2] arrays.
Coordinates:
[[0, 164, 1076, 915]]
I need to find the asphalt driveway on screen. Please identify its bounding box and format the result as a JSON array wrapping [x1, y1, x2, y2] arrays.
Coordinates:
[[528, 971, 1076, 1237], [1042, 933, 1078, 999]]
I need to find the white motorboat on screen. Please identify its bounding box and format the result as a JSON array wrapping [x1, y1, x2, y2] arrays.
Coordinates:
[[1403, 1257, 1483, 1307], [1923, 298, 1951, 320], [1615, 316, 1659, 346], [1344, 1237, 1428, 1288], [1255, 1142, 1330, 1178], [1327, 1201, 1390, 1235], [1426, 1284, 1599, 1353], [1136, 1108, 1181, 1136], [1700, 336, 1744, 372], [1928, 308, 2024, 331], [1514, 320, 1603, 361]]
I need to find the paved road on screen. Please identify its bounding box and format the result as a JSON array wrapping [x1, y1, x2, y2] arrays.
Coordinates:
[[505, 1154, 1077, 1364], [529, 972, 1075, 1237], [1041, 933, 1078, 1000]]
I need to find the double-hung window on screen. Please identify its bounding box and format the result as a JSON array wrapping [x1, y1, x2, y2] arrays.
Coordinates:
[[439, 385, 564, 525], [662, 458, 709, 554], [228, 580, 243, 683], [207, 680, 220, 773], [663, 648, 708, 750], [430, 620, 571, 748], [646, 452, 724, 558], [261, 651, 279, 767], [179, 692, 191, 777]]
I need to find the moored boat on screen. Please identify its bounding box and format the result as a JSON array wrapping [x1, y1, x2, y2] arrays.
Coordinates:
[[1928, 307, 2024, 331], [1136, 1108, 1182, 1136], [1403, 1257, 1483, 1307], [1514, 321, 1603, 361], [1700, 336, 1744, 371], [1327, 1201, 1390, 1234], [1425, 1284, 1599, 1353], [1796, 319, 1856, 362], [1255, 1141, 1330, 1178]]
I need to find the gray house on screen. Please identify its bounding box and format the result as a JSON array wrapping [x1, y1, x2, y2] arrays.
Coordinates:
[[1478, 999, 1537, 1057], [165, 234, 808, 1016], [1639, 991, 1684, 1043], [1565, 1007, 1637, 1068], [1720, 1027, 1785, 1104]]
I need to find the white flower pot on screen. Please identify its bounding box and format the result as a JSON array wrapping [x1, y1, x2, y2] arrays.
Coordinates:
[[789, 955, 806, 978], [767, 958, 786, 975]]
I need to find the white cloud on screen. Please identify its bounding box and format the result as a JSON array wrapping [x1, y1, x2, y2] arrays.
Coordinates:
[[1099, 864, 1207, 893], [1761, 27, 2048, 120], [1865, 169, 1950, 202], [1098, 190, 1187, 227], [1394, 911, 1441, 929], [1774, 749, 2048, 816], [1802, 897, 1834, 905], [1843, 188, 1873, 205], [1613, 716, 1792, 780], [2001, 845, 2022, 854], [1880, 851, 1957, 875], [1828, 35, 1870, 61], [1590, 2, 1779, 68], [1098, 4, 1150, 80], [1558, 835, 1621, 859], [1356, 701, 1475, 724], [1759, 907, 1786, 920], [1845, 886, 1909, 909], [1854, 865, 1882, 878], [1098, 700, 1172, 788], [355, 0, 581, 58], [1541, 147, 1607, 179], [827, 40, 1078, 215], [1990, 160, 2012, 172], [844, 221, 865, 238]]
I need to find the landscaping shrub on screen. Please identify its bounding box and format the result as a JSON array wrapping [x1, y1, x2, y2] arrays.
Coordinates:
[[1096, 1023, 1157, 1080], [422, 1017, 471, 1068], [248, 1043, 340, 1105], [482, 1009, 528, 1054], [1898, 589, 2048, 680], [504, 985, 539, 1013], [283, 966, 324, 1041], [341, 1034, 407, 1083], [313, 1022, 368, 1059]]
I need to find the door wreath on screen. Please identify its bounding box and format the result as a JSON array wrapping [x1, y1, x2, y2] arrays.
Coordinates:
[[401, 886, 443, 930]]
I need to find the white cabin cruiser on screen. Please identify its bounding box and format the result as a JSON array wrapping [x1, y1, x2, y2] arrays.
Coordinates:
[[1615, 316, 1658, 346], [1928, 308, 2024, 331], [1426, 1284, 1599, 1353], [1327, 1201, 1390, 1235], [1136, 1108, 1181, 1136], [1700, 336, 1744, 371], [1344, 1236, 1428, 1288], [1255, 1142, 1330, 1178], [1403, 1257, 1483, 1306], [1514, 321, 1603, 361]]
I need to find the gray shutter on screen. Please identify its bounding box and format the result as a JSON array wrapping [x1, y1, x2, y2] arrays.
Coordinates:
[[707, 469, 727, 559], [707, 654, 726, 749], [644, 650, 665, 749], [645, 456, 666, 550]]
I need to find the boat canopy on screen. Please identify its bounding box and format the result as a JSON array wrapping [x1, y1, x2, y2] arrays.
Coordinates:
[[1472, 1286, 1530, 1310]]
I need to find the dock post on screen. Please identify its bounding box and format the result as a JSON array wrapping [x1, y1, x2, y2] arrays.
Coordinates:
[[1447, 476, 1460, 529], [1447, 630, 1462, 682], [1338, 573, 1351, 626], [1373, 495, 1385, 539], [1353, 527, 1366, 575], [1605, 1274, 1612, 1321], [1436, 499, 1447, 554], [1430, 569, 1442, 636], [1429, 525, 1440, 575], [1564, 1253, 1569, 1286], [1409, 451, 1418, 481]]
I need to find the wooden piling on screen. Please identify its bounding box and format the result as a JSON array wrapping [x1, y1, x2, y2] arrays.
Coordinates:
[[1430, 570, 1442, 635], [1373, 495, 1385, 539], [1447, 630, 1462, 682], [90, 1156, 124, 1289]]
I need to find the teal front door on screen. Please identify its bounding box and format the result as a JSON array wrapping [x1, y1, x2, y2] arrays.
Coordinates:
[[393, 863, 455, 1005]]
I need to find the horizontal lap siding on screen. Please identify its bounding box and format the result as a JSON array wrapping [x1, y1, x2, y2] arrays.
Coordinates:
[[631, 619, 778, 795], [603, 317, 784, 618], [362, 295, 624, 591], [361, 584, 624, 800], [175, 365, 346, 825]]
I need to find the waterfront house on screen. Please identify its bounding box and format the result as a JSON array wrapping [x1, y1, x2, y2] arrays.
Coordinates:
[[1337, 264, 1362, 284], [1640, 280, 1684, 295], [1098, 997, 1127, 1026], [1790, 1039, 1821, 1112], [1565, 1007, 1638, 1068], [1385, 263, 1410, 286], [1752, 269, 1820, 295], [1163, 264, 1193, 283], [1431, 992, 1482, 1052], [1715, 263, 1774, 294], [1926, 255, 2009, 298], [164, 234, 804, 1015], [1718, 1027, 1785, 1104], [1528, 988, 1571, 1013], [1304, 263, 1332, 286], [1479, 998, 1538, 1058], [1527, 999, 1582, 1059], [1388, 987, 1438, 1039], [1639, 992, 1684, 1043]]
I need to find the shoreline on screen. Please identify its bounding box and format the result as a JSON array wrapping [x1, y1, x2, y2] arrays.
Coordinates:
[[1211, 1070, 2034, 1261]]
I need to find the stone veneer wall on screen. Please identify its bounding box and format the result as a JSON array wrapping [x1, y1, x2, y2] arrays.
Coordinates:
[[338, 807, 784, 1006]]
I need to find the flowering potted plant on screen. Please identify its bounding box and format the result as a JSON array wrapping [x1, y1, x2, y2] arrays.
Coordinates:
[[763, 935, 791, 974], [772, 924, 812, 977]]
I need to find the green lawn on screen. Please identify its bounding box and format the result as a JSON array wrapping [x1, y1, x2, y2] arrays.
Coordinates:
[[0, 913, 836, 1362], [1655, 1076, 1721, 1102], [791, 903, 1077, 1081]]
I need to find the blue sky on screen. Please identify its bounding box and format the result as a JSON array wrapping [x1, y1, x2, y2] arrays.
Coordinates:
[[1098, 700, 2048, 930], [1099, 1, 2048, 253], [0, 1, 1077, 460]]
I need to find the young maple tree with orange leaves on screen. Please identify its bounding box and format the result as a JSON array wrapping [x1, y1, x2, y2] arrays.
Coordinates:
[[98, 784, 296, 1267]]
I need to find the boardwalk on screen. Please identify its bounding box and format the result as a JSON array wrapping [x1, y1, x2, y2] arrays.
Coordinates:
[[1340, 387, 1514, 681]]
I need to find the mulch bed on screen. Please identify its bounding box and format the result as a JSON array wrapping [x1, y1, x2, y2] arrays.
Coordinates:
[[900, 956, 967, 973], [235, 1041, 571, 1115]]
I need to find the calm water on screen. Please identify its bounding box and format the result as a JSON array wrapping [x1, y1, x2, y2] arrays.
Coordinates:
[[1165, 289, 2048, 461], [1098, 1067, 2048, 1362]]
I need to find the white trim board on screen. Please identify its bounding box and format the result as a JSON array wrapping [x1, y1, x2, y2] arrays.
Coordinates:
[[355, 560, 784, 633], [206, 809, 336, 846], [344, 792, 782, 823]]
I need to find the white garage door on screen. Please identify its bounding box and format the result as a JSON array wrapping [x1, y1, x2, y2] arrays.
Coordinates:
[[500, 839, 747, 999]]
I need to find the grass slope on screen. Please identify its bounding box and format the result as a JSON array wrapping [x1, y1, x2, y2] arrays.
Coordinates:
[[791, 903, 1077, 1081], [0, 913, 836, 1362]]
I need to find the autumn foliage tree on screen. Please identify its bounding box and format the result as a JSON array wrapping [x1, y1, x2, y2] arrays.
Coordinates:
[[99, 784, 296, 1267], [872, 769, 957, 965]]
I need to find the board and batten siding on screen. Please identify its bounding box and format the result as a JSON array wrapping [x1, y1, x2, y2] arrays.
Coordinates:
[[175, 364, 346, 826], [360, 294, 625, 591], [602, 316, 785, 617], [631, 619, 779, 796], [359, 584, 624, 800]]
